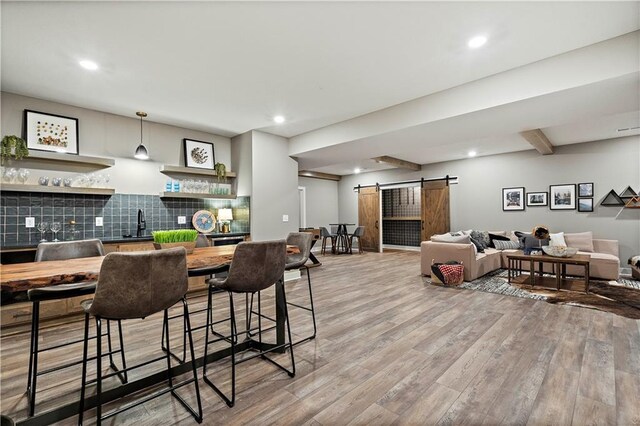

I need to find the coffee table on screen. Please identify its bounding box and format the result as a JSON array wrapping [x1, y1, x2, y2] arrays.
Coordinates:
[[507, 253, 591, 293]]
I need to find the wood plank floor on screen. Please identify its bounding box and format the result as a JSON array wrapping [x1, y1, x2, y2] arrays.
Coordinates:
[[1, 250, 639, 425]]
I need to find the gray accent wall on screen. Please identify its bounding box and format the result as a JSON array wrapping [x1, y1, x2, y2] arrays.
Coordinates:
[[298, 176, 339, 229], [1, 92, 232, 194], [339, 137, 640, 262]]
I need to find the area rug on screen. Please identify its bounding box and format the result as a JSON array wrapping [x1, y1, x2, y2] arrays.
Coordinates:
[[426, 269, 640, 319]]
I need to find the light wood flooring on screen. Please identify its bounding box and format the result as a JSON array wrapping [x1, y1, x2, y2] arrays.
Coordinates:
[[1, 250, 639, 425]]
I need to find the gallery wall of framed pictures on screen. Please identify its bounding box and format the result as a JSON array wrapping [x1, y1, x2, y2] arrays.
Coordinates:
[[502, 182, 595, 213]]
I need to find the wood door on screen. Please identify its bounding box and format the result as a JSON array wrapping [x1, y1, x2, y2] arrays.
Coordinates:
[[358, 187, 380, 251], [421, 181, 450, 241]]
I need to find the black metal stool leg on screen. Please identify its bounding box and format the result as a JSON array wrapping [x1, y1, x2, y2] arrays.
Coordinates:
[[27, 301, 40, 417], [78, 313, 90, 426], [182, 298, 203, 422], [95, 317, 103, 425]]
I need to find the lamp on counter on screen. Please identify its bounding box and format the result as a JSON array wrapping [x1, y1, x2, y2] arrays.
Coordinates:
[[217, 208, 233, 233], [134, 111, 149, 160]]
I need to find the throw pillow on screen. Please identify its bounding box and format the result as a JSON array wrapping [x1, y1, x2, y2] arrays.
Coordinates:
[[549, 232, 567, 247], [564, 231, 594, 252], [469, 236, 485, 253], [431, 234, 471, 244], [493, 240, 520, 250], [520, 235, 550, 249], [489, 231, 507, 237], [488, 233, 511, 248], [470, 230, 490, 249]]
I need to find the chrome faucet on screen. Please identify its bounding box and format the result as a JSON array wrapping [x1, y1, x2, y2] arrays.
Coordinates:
[[137, 209, 146, 237]]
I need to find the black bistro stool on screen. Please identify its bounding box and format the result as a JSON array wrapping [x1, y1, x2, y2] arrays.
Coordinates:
[[284, 232, 317, 345], [26, 239, 127, 417], [203, 240, 295, 407], [78, 248, 202, 425]]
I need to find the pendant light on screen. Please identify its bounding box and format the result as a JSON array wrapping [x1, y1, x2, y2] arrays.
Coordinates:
[[134, 111, 149, 160]]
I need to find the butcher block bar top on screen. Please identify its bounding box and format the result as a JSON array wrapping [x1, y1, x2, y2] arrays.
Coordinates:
[[1, 245, 299, 295]]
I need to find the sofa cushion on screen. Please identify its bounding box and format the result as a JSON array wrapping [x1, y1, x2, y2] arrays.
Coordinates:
[[488, 233, 511, 248], [470, 230, 490, 249], [565, 232, 594, 253], [431, 234, 471, 244], [549, 232, 567, 247], [493, 240, 520, 250]]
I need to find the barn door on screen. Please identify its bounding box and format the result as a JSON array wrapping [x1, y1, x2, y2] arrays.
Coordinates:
[[358, 187, 380, 252], [421, 181, 450, 241]]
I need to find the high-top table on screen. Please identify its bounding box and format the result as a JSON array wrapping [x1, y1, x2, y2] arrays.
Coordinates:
[[0, 245, 298, 426], [329, 223, 355, 254]]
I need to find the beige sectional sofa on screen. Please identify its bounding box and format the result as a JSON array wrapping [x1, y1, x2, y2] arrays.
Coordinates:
[[421, 232, 620, 282]]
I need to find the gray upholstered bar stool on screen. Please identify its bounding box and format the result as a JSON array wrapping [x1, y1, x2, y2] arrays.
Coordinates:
[[203, 240, 295, 407], [78, 247, 202, 425], [26, 239, 127, 417], [319, 227, 335, 255], [284, 232, 316, 345], [349, 226, 365, 254]]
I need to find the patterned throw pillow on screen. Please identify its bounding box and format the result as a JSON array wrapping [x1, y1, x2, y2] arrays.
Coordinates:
[[469, 236, 485, 253], [470, 230, 490, 249], [493, 240, 520, 250], [488, 233, 511, 248]]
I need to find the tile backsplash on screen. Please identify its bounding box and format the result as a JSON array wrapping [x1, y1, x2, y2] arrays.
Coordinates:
[[0, 192, 250, 246]]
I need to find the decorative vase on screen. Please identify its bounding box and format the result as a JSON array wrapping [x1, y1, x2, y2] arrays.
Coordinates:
[[152, 241, 196, 254]]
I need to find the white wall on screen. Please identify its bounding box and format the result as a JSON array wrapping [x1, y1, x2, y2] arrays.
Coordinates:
[[298, 176, 339, 229], [231, 131, 252, 197], [339, 137, 640, 262], [249, 131, 300, 241], [1, 92, 232, 194]]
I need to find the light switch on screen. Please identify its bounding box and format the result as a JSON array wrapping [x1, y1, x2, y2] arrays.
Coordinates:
[[25, 217, 35, 228], [178, 216, 186, 224], [282, 215, 289, 222], [95, 217, 103, 227]]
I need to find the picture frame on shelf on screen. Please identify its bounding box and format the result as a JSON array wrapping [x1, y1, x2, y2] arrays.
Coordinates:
[[502, 187, 525, 211], [578, 198, 594, 212], [550, 184, 576, 210], [526, 191, 548, 207], [183, 139, 215, 170], [578, 182, 593, 197], [24, 110, 79, 155]]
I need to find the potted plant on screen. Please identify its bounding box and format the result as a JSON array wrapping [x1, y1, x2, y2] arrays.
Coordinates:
[[214, 162, 226, 182], [1, 135, 29, 165], [152, 229, 198, 254]]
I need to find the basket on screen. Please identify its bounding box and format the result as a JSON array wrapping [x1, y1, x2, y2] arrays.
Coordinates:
[[152, 241, 196, 254], [431, 260, 464, 286]]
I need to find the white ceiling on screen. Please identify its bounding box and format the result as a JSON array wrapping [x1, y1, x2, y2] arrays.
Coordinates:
[[1, 1, 639, 175]]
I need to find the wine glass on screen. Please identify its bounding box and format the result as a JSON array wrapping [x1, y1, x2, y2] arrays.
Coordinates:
[[17, 168, 30, 184], [50, 221, 61, 242], [37, 222, 49, 242]]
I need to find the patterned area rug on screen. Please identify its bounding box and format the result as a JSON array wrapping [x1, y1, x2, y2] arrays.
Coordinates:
[[426, 269, 640, 319]]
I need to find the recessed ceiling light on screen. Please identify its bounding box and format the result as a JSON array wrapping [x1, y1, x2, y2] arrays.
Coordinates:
[[79, 59, 99, 70], [467, 36, 487, 49], [273, 115, 285, 124], [468, 151, 477, 157], [354, 168, 361, 174]]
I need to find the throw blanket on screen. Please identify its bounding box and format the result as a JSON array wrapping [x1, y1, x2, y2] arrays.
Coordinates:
[[629, 255, 640, 268]]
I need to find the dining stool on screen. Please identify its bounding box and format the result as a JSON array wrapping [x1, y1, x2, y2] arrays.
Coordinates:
[[319, 227, 335, 255], [283, 233, 316, 344], [26, 240, 127, 417], [78, 247, 202, 425], [203, 240, 295, 407], [161, 233, 232, 363], [349, 226, 365, 254]]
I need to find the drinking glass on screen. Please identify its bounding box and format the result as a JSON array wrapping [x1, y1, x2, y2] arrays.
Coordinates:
[[50, 221, 61, 242], [17, 168, 30, 184], [37, 221, 49, 242]]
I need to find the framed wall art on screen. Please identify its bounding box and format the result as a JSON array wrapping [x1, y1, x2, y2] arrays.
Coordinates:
[[24, 110, 79, 155], [578, 182, 593, 197], [578, 198, 594, 212], [550, 184, 576, 210], [183, 139, 215, 169], [502, 187, 525, 211], [526, 192, 548, 207]]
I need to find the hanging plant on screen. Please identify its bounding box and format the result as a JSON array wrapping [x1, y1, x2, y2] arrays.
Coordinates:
[[214, 162, 226, 181], [1, 135, 29, 165]]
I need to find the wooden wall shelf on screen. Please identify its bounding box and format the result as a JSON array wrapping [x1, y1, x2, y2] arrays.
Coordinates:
[[159, 192, 236, 200], [24, 150, 115, 167], [1, 184, 115, 196], [160, 165, 236, 178]]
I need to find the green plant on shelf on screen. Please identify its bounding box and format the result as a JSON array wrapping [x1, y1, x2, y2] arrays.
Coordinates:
[[1, 135, 29, 165], [152, 229, 198, 243], [214, 162, 226, 181]]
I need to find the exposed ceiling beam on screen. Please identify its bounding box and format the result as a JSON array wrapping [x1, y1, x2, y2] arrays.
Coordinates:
[[298, 170, 342, 181], [372, 155, 421, 171], [519, 129, 554, 155]]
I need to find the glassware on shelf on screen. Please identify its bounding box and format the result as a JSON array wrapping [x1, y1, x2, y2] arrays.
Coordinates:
[[66, 220, 81, 241], [3, 167, 17, 183], [50, 221, 61, 242], [38, 176, 50, 186], [52, 177, 62, 186], [37, 221, 49, 242], [63, 177, 73, 187], [17, 168, 30, 184]]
